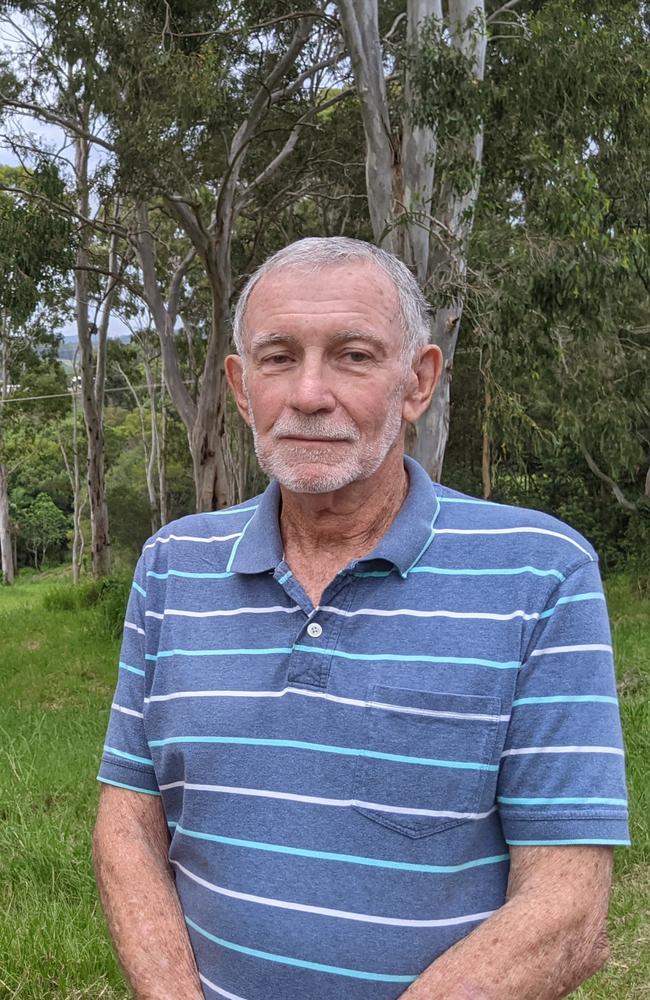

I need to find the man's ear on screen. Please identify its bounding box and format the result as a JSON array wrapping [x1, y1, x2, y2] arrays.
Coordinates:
[[401, 345, 443, 424], [224, 354, 251, 426]]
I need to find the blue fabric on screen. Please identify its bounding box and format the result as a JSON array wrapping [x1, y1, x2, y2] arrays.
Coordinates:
[[98, 457, 629, 1000]]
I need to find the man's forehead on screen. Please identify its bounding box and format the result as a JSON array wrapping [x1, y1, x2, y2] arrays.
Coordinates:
[[244, 260, 400, 336], [249, 260, 398, 308]]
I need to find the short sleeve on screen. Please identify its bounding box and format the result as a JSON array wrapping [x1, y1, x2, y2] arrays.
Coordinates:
[[498, 558, 629, 846], [97, 554, 160, 796]]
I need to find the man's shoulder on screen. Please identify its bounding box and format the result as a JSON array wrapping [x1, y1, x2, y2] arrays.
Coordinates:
[[434, 484, 598, 567], [139, 495, 265, 563]]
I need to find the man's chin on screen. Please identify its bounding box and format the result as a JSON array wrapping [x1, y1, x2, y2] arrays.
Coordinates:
[[260, 458, 358, 494]]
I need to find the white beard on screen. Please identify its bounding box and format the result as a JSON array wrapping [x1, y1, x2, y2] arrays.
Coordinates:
[[246, 386, 405, 494]]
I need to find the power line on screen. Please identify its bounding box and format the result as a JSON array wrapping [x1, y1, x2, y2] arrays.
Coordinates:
[[0, 380, 190, 405]]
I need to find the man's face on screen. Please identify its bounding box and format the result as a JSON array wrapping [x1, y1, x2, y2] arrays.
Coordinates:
[[227, 262, 418, 494]]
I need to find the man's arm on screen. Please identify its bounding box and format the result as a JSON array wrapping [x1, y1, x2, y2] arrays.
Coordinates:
[[400, 845, 612, 1000], [93, 784, 204, 1000]]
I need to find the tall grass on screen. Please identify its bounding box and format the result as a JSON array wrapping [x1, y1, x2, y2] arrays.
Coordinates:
[[1, 571, 648, 998]]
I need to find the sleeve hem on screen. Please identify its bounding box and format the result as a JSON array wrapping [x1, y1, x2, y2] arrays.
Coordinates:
[[98, 758, 159, 794], [97, 776, 161, 796], [501, 813, 629, 845]]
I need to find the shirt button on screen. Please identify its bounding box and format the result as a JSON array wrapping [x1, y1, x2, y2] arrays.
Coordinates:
[[307, 622, 322, 638]]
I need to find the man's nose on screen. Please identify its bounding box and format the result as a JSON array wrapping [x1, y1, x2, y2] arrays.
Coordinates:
[[290, 360, 336, 413]]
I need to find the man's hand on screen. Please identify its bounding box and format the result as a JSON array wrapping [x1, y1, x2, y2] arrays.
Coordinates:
[[93, 785, 204, 1000], [399, 845, 612, 1000]]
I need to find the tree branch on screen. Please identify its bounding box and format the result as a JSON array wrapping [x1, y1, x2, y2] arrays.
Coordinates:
[[270, 48, 345, 103], [167, 247, 197, 322], [0, 95, 116, 152], [0, 183, 126, 238], [486, 0, 522, 24], [581, 448, 638, 512]]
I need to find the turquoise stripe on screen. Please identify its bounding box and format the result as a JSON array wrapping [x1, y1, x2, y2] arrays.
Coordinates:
[[104, 745, 155, 767], [175, 825, 509, 873], [498, 796, 627, 806], [185, 917, 416, 983], [207, 504, 259, 516], [226, 510, 256, 573], [438, 497, 498, 506], [294, 644, 520, 670], [411, 566, 566, 581], [146, 569, 234, 580], [508, 839, 630, 847], [132, 581, 146, 597], [148, 735, 497, 771], [97, 776, 160, 796], [278, 570, 293, 584], [512, 695, 618, 707], [539, 592, 604, 618], [405, 503, 440, 575], [352, 566, 565, 581], [146, 647, 292, 661], [119, 661, 145, 677]]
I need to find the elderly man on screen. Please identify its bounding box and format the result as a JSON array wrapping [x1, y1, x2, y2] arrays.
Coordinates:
[[94, 237, 629, 1000]]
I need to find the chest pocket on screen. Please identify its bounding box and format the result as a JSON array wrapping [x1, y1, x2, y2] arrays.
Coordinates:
[[352, 685, 502, 839]]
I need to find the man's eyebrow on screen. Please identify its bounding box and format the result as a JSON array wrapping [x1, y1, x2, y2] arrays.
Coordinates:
[[249, 332, 300, 351], [249, 330, 388, 352]]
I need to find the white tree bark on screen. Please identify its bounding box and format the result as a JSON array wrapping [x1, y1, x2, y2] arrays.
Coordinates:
[[0, 318, 13, 584], [117, 361, 159, 534], [0, 462, 13, 585], [58, 378, 86, 585], [339, 0, 487, 481], [75, 127, 112, 576]]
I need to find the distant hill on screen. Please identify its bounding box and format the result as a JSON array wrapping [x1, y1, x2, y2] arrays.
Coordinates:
[[58, 333, 131, 362]]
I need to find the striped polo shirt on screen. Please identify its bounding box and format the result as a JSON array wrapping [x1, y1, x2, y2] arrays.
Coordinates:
[[98, 456, 629, 1000]]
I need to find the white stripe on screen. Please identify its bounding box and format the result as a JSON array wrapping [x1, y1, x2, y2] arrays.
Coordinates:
[[145, 610, 164, 620], [124, 621, 145, 635], [321, 605, 541, 622], [143, 532, 242, 549], [162, 605, 302, 619], [530, 644, 612, 657], [501, 745, 624, 757], [174, 860, 496, 927], [158, 780, 498, 820], [434, 526, 592, 558], [111, 702, 144, 719], [199, 974, 248, 1000], [144, 685, 510, 722]]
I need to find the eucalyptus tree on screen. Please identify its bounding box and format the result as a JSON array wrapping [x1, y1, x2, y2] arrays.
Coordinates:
[[0, 7, 132, 573], [0, 164, 73, 583], [337, 0, 503, 477], [466, 0, 650, 515]]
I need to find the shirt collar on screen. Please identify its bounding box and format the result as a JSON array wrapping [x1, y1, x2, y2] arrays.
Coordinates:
[[229, 455, 440, 578]]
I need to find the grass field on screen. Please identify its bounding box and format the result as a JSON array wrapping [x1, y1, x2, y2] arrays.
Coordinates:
[[1, 569, 649, 998]]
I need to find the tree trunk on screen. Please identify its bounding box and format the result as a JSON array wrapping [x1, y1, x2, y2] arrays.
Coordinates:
[[158, 382, 169, 526], [340, 0, 487, 482], [59, 378, 85, 584], [0, 462, 14, 584], [482, 386, 492, 500], [74, 129, 111, 577], [118, 361, 158, 534], [190, 304, 232, 511]]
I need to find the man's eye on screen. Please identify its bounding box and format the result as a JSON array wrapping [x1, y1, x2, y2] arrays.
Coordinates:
[[344, 351, 371, 363], [263, 354, 291, 365]]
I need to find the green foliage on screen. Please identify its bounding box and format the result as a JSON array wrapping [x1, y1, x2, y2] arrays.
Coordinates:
[[17, 493, 70, 568], [42, 572, 131, 638], [93, 573, 132, 639]]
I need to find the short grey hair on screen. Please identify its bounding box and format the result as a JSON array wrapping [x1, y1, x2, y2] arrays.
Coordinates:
[[232, 237, 431, 362]]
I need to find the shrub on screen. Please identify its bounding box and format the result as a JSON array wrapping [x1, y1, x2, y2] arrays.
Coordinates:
[[93, 574, 132, 640], [42, 579, 103, 611]]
